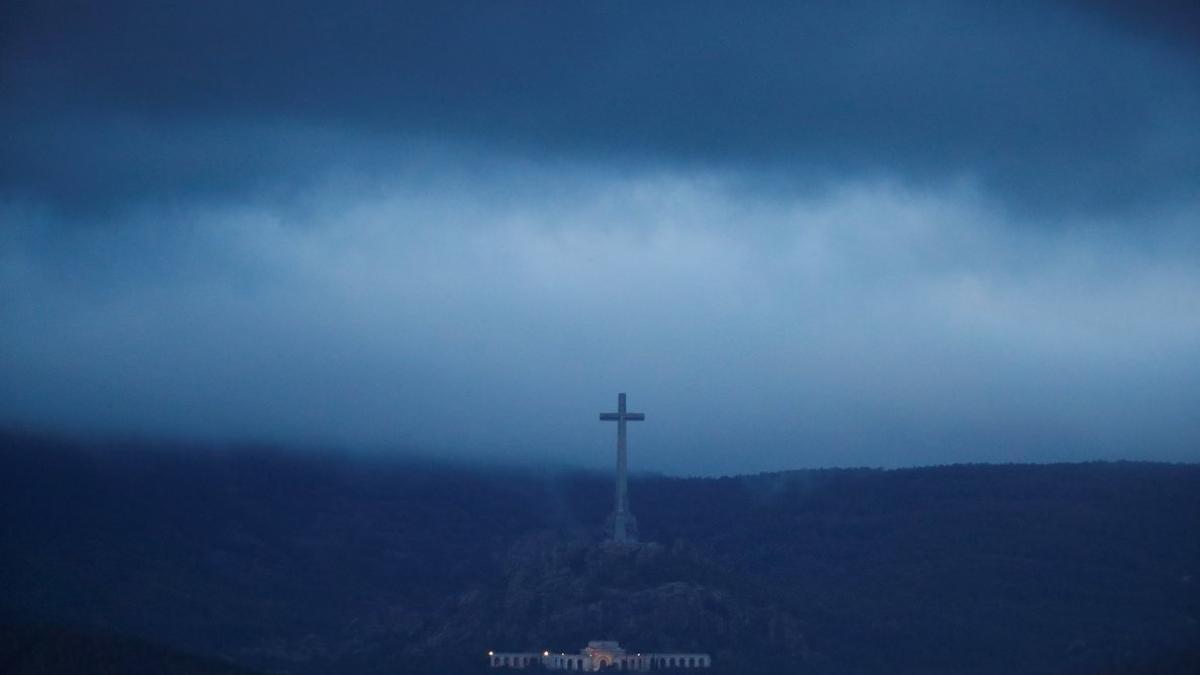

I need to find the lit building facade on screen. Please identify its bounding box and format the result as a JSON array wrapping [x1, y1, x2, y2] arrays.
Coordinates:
[[489, 640, 711, 671]]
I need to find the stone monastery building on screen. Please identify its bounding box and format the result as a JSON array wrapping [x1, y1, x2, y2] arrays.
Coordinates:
[[489, 640, 711, 671]]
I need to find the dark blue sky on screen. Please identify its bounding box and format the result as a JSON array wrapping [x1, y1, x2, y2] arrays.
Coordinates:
[[2, 1, 1198, 473]]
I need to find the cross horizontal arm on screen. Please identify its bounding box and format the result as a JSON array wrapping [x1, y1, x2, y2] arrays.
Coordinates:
[[599, 413, 620, 421], [624, 413, 645, 421], [599, 412, 645, 421]]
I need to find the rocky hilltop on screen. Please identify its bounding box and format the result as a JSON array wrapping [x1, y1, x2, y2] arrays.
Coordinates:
[[427, 538, 808, 668]]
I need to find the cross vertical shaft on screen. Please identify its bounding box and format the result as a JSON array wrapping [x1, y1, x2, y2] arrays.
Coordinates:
[[600, 392, 644, 543], [616, 393, 629, 521]]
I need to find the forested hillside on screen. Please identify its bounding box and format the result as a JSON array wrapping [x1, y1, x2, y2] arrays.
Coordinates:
[[2, 432, 1198, 674]]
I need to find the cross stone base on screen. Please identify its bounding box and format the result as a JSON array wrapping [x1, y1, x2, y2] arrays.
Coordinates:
[[605, 511, 639, 544]]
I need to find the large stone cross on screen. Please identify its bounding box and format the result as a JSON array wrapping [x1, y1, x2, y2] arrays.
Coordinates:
[[600, 392, 644, 543]]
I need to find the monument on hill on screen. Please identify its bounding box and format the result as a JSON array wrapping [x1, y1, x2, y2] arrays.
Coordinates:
[[600, 392, 644, 543]]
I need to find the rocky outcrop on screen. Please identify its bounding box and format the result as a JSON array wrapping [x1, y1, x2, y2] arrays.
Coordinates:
[[398, 536, 812, 671]]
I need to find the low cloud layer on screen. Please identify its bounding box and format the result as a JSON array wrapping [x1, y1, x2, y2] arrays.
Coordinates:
[[2, 3, 1198, 471], [3, 148, 1198, 472]]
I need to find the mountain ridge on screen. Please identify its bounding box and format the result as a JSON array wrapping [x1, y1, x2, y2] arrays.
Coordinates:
[[2, 431, 1198, 674]]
